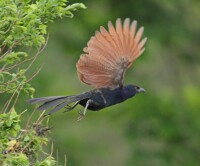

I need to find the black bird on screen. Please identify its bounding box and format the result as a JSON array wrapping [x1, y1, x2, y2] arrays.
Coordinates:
[[28, 18, 147, 120]]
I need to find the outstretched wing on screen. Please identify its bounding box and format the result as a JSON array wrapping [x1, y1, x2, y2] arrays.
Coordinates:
[[76, 18, 147, 88]]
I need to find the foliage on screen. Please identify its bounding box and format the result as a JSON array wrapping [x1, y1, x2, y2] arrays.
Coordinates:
[[0, 108, 54, 165], [0, 0, 86, 48], [0, 0, 85, 111], [0, 0, 85, 165]]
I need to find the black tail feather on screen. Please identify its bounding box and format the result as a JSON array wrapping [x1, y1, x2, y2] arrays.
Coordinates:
[[27, 96, 66, 104], [37, 96, 75, 111], [27, 92, 91, 115], [47, 98, 81, 115]]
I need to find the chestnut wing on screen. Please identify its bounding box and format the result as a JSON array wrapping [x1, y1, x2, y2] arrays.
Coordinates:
[[76, 18, 147, 88]]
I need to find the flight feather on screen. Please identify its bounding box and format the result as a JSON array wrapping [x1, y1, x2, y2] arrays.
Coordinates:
[[76, 18, 147, 88]]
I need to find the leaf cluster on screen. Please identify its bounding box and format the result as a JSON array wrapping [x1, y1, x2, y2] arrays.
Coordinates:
[[0, 0, 86, 111], [0, 0, 86, 165], [0, 0, 86, 48], [0, 109, 55, 166]]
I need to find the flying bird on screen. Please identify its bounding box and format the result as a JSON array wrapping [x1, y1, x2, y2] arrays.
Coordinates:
[[28, 18, 147, 120]]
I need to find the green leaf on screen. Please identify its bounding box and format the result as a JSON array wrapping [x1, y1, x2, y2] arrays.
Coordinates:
[[24, 135, 30, 142]]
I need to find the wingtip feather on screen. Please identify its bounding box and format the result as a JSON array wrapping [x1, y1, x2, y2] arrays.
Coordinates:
[[135, 26, 144, 43]]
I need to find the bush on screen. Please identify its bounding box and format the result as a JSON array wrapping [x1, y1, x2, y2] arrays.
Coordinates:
[[0, 0, 85, 165]]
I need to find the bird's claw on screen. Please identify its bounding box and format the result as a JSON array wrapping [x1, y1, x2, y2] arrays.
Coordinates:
[[77, 99, 90, 121], [77, 110, 85, 121]]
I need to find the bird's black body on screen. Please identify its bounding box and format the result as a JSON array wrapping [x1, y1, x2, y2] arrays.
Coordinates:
[[28, 84, 144, 115], [79, 85, 138, 111]]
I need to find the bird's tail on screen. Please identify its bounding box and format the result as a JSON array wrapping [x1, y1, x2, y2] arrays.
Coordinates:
[[27, 93, 90, 115]]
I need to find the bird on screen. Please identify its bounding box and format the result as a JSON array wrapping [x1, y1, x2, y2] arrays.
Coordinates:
[[28, 18, 147, 120]]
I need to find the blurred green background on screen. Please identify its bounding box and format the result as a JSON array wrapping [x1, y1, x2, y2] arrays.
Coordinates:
[[21, 0, 200, 165]]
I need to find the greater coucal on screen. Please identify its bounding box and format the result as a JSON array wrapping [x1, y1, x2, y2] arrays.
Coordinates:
[[28, 18, 147, 120]]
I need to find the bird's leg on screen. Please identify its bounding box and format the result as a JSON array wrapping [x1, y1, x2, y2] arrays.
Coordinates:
[[77, 99, 92, 121], [63, 101, 80, 113]]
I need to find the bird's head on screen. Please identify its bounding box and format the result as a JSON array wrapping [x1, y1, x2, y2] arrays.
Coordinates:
[[122, 84, 145, 99]]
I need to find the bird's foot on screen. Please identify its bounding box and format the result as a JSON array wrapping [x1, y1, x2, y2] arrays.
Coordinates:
[[77, 99, 91, 121], [77, 110, 85, 121], [63, 101, 80, 113]]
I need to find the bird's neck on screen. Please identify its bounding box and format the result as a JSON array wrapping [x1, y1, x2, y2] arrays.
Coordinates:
[[121, 85, 137, 100]]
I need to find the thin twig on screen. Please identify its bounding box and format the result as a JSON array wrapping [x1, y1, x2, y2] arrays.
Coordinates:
[[1, 53, 43, 86], [35, 110, 47, 124], [19, 109, 28, 116], [26, 64, 44, 83], [56, 149, 59, 166], [1, 100, 9, 113], [0, 49, 12, 60], [25, 109, 36, 130], [20, 139, 34, 153], [2, 80, 23, 113], [2, 91, 17, 113], [2, 56, 36, 72], [64, 154, 67, 166], [50, 142, 54, 156], [11, 85, 23, 109], [24, 34, 49, 75]]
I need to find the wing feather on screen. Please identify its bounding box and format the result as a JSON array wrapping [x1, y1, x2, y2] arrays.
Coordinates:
[[76, 18, 147, 88]]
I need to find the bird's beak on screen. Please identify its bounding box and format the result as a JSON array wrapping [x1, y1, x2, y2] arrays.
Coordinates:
[[138, 87, 145, 93]]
